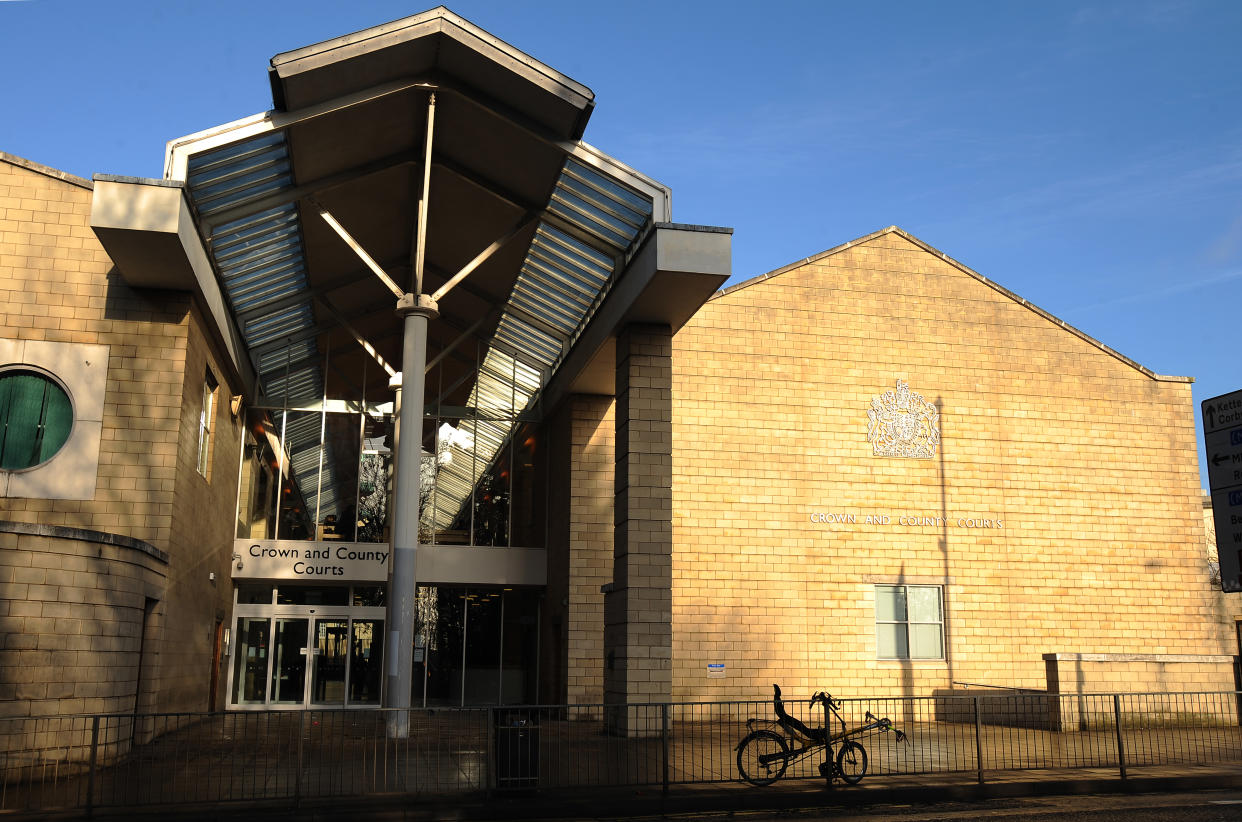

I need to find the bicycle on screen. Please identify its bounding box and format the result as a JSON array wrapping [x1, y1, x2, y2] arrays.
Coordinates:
[[736, 684, 908, 787]]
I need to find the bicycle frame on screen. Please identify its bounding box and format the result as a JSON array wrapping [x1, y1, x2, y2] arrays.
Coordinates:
[[739, 687, 908, 784]]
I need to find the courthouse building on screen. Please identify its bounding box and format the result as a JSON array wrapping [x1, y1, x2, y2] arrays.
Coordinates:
[[1, 8, 1237, 726]]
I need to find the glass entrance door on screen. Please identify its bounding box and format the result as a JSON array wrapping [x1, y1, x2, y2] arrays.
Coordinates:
[[232, 617, 270, 705], [310, 619, 348, 705], [228, 583, 388, 709], [270, 618, 309, 705]]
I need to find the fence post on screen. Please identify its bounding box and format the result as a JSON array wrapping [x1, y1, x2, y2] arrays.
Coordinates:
[[974, 697, 985, 784], [1113, 694, 1127, 780], [661, 703, 670, 795], [295, 710, 306, 807], [487, 706, 497, 791], [85, 715, 100, 819]]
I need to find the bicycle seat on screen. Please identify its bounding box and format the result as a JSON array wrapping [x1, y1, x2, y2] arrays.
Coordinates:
[[772, 684, 825, 742]]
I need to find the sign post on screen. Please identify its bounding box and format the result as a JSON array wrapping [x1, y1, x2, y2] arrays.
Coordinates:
[[1203, 389, 1242, 592]]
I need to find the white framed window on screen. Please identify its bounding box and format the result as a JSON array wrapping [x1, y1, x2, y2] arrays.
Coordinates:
[[197, 370, 217, 477], [875, 584, 944, 659]]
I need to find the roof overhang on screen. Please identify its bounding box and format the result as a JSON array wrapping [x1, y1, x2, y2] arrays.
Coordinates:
[[90, 176, 253, 389], [86, 6, 729, 534], [540, 223, 732, 409], [267, 6, 595, 139]]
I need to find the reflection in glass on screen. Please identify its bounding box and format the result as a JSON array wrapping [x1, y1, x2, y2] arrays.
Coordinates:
[[231, 618, 270, 704], [352, 586, 386, 607], [510, 424, 539, 548], [317, 412, 362, 541], [416, 586, 540, 706], [276, 585, 348, 606], [464, 591, 502, 704], [236, 584, 273, 605], [357, 413, 391, 543], [500, 589, 539, 704], [423, 588, 464, 706], [277, 411, 320, 540], [270, 618, 308, 704], [236, 412, 279, 539], [349, 619, 384, 704], [472, 471, 509, 547], [311, 620, 348, 705]]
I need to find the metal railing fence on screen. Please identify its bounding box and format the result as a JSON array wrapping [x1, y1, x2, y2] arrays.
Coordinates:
[[2, 691, 1240, 814]]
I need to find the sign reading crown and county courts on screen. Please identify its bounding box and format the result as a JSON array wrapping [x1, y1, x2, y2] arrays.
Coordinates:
[[233, 539, 390, 582], [1202, 389, 1242, 592]]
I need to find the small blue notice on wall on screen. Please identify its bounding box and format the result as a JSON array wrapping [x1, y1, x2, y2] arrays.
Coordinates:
[[707, 663, 725, 678]]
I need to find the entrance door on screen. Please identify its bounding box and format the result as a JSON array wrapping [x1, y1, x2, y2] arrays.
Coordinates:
[[227, 582, 389, 709], [311, 619, 348, 705], [270, 618, 309, 705]]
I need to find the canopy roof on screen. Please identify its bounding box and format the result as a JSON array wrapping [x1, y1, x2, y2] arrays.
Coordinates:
[[168, 6, 669, 411], [94, 6, 727, 536]]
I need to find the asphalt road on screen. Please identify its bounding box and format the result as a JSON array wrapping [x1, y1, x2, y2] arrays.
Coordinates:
[[584, 791, 1242, 822]]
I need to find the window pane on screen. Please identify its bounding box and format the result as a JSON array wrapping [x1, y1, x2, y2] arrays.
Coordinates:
[[270, 618, 308, 704], [236, 584, 272, 604], [875, 586, 906, 622], [277, 410, 319, 540], [316, 411, 363, 541], [39, 381, 72, 463], [876, 623, 907, 659], [349, 619, 384, 704], [237, 412, 279, 539], [0, 371, 73, 470], [276, 585, 348, 606], [907, 586, 942, 623], [356, 413, 392, 544], [232, 617, 270, 704], [352, 586, 386, 607], [910, 623, 944, 659]]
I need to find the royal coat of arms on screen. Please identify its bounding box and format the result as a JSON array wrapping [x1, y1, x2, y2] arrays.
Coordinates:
[[867, 380, 940, 459]]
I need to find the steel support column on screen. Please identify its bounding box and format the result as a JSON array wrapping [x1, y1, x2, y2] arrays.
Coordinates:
[[387, 87, 439, 738], [386, 294, 438, 737]]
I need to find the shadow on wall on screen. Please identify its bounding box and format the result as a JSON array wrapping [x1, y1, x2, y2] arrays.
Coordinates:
[[103, 267, 191, 325]]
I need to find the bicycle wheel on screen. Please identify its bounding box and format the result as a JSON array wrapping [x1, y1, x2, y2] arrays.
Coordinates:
[[836, 740, 868, 784], [736, 730, 789, 786]]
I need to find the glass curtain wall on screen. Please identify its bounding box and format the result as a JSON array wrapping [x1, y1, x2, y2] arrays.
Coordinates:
[[236, 342, 393, 544], [415, 586, 541, 706], [414, 334, 545, 548], [236, 338, 543, 550]]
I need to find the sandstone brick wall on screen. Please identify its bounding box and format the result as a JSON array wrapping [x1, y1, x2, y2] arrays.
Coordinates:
[[0, 526, 165, 746], [0, 155, 240, 723], [568, 397, 614, 705], [669, 228, 1229, 702], [541, 395, 615, 705], [159, 302, 242, 712], [0, 156, 189, 543], [1044, 653, 1235, 694], [605, 325, 673, 710]]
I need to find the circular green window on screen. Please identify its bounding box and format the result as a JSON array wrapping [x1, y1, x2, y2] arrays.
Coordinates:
[[0, 369, 73, 470]]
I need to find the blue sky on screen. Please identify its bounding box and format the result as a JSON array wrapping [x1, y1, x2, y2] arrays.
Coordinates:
[[3, 0, 1240, 483]]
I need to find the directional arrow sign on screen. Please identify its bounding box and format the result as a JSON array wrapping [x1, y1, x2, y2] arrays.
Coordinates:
[[1203, 389, 1242, 592]]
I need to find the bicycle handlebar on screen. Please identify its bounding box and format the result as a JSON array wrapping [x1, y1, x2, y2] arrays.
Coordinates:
[[811, 691, 842, 710]]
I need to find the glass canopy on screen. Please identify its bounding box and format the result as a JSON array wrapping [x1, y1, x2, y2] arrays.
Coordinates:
[[184, 130, 658, 542]]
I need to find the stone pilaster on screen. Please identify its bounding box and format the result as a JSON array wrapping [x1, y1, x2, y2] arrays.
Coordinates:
[[604, 324, 673, 728]]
